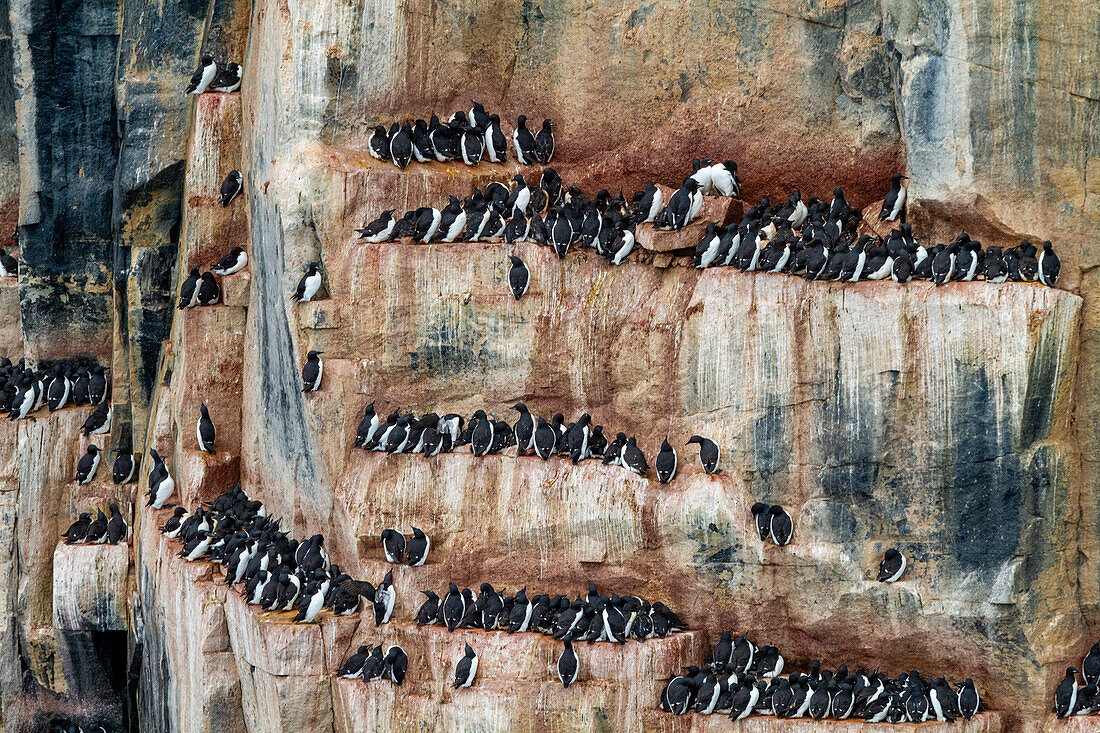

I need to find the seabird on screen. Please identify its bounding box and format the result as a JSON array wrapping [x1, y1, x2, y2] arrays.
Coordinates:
[[197, 403, 216, 453], [513, 116, 537, 165], [186, 55, 218, 94], [178, 266, 201, 308], [389, 123, 413, 170], [879, 173, 908, 222], [63, 513, 92, 544], [484, 114, 507, 163], [301, 350, 324, 392], [655, 439, 677, 485], [293, 263, 323, 302], [212, 247, 248, 275], [195, 272, 221, 306], [82, 403, 111, 436], [381, 529, 405, 563], [768, 505, 793, 546], [534, 119, 555, 164], [357, 210, 396, 243], [405, 526, 430, 566], [877, 548, 907, 582], [453, 643, 479, 688], [146, 449, 175, 509], [1056, 667, 1079, 717], [384, 646, 408, 685], [219, 170, 243, 206], [687, 435, 720, 474], [112, 448, 135, 484], [1038, 241, 1060, 287], [751, 502, 771, 542], [209, 62, 242, 92], [106, 503, 127, 544], [557, 640, 579, 688]]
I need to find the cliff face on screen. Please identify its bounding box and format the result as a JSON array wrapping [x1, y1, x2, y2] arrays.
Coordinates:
[[0, 0, 1097, 730]]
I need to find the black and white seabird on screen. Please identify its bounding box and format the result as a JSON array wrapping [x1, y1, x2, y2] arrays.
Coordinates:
[[186, 55, 218, 94], [112, 448, 135, 484], [442, 582, 465, 631], [768, 505, 793, 546], [390, 123, 413, 170], [1056, 668, 1079, 718], [468, 100, 490, 129], [384, 646, 408, 685], [687, 435, 720, 474], [610, 223, 637, 266], [357, 210, 397, 243], [359, 646, 387, 680], [146, 449, 175, 509], [293, 262, 323, 302], [663, 179, 703, 230], [533, 417, 557, 459], [460, 124, 484, 165], [88, 366, 108, 406], [46, 366, 70, 411], [0, 247, 17, 277], [453, 643, 479, 688], [381, 528, 405, 563], [655, 439, 677, 484], [63, 512, 92, 544], [208, 62, 243, 93], [751, 502, 771, 542], [557, 640, 579, 688], [470, 410, 494, 457], [74, 445, 101, 484], [373, 569, 395, 625], [709, 161, 740, 197], [534, 119, 555, 164], [416, 590, 440, 626], [958, 678, 981, 719], [1038, 241, 1060, 287], [178, 266, 201, 308], [634, 182, 663, 223], [504, 255, 531, 302], [879, 173, 908, 222], [622, 437, 647, 477], [106, 503, 127, 544], [368, 126, 390, 161], [877, 548, 907, 582], [219, 170, 243, 206], [513, 115, 537, 165], [484, 114, 507, 163], [85, 509, 109, 543], [159, 506, 186, 538], [337, 645, 371, 679], [196, 403, 216, 453], [195, 272, 221, 306], [511, 403, 535, 455], [212, 247, 248, 275], [405, 526, 430, 566], [82, 403, 111, 436], [301, 350, 324, 392], [354, 402, 381, 448]]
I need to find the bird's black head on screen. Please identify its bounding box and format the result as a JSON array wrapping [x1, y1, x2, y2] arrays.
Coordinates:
[[750, 502, 768, 516], [884, 548, 899, 559], [200, 55, 214, 65], [542, 119, 553, 129]]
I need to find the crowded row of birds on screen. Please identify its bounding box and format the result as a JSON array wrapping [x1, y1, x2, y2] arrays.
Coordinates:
[[62, 504, 127, 545], [413, 581, 685, 644], [0, 357, 111, 427], [660, 631, 982, 723], [345, 400, 732, 482], [368, 101, 554, 169], [1054, 642, 1100, 717], [160, 484, 408, 624], [354, 156, 1061, 289]]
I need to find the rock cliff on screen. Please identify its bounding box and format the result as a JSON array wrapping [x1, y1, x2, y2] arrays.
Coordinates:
[[0, 0, 1097, 731]]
